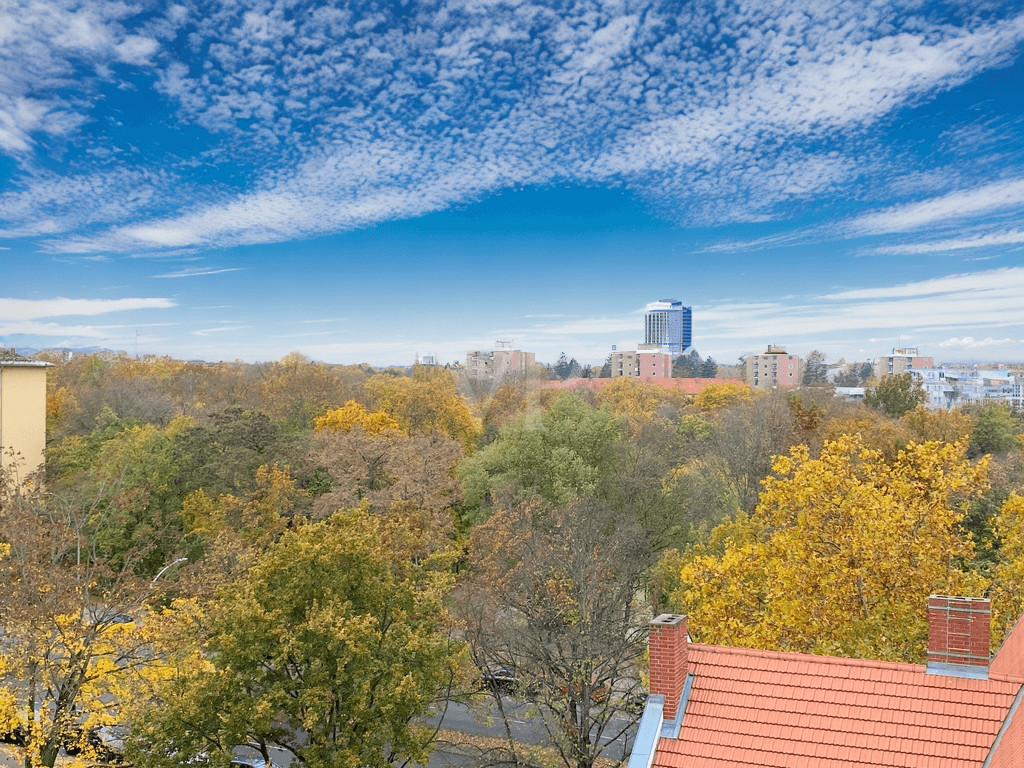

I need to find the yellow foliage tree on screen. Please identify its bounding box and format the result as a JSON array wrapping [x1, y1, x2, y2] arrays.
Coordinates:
[[692, 381, 760, 412], [990, 493, 1024, 645], [314, 399, 403, 435], [365, 367, 481, 451], [594, 377, 687, 430], [900, 405, 975, 445], [0, 486, 178, 768], [670, 435, 989, 662]]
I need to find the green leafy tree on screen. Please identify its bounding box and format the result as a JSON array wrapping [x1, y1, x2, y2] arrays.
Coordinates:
[[968, 403, 1020, 459], [458, 393, 622, 519], [864, 373, 926, 418], [128, 509, 459, 768]]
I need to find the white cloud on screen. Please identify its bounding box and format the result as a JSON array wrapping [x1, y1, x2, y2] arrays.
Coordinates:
[[821, 267, 1024, 301], [152, 266, 242, 278], [0, 1, 176, 155], [0, 297, 175, 320], [871, 228, 1024, 255], [4, 1, 1020, 252], [698, 267, 1024, 342], [191, 325, 250, 336], [938, 336, 1023, 349], [847, 179, 1024, 235], [0, 321, 106, 337]]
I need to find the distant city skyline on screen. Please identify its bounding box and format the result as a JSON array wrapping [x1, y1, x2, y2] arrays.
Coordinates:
[[2, 1, 1023, 366]]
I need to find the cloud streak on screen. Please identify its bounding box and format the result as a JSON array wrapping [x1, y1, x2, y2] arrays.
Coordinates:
[[0, 296, 174, 320]]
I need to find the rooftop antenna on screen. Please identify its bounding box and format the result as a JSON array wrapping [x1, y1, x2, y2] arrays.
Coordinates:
[[496, 339, 514, 349], [135, 329, 139, 359]]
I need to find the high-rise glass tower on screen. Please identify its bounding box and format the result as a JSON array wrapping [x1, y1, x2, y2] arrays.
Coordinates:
[[644, 299, 692, 356]]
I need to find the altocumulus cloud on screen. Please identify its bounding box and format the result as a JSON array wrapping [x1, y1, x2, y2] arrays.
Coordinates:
[[0, 0, 1022, 253]]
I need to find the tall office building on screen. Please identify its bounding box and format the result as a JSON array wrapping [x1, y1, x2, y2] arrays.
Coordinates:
[[644, 299, 692, 357]]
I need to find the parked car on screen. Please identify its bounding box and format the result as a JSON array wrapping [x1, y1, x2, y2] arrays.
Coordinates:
[[480, 666, 520, 695]]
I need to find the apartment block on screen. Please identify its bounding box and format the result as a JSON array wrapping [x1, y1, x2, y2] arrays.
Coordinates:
[[465, 347, 536, 379], [874, 347, 935, 378], [744, 345, 802, 390], [610, 349, 672, 378]]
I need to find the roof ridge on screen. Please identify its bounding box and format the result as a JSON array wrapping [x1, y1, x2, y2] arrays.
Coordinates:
[[688, 642, 925, 673]]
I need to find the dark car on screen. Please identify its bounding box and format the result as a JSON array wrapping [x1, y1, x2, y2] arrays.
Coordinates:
[[480, 667, 520, 695]]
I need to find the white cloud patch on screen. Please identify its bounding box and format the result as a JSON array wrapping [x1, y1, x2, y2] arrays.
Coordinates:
[[0, 1, 177, 154], [0, 296, 175, 320], [938, 335, 1023, 349], [698, 267, 1024, 342], [0, 320, 107, 337], [847, 178, 1024, 235]]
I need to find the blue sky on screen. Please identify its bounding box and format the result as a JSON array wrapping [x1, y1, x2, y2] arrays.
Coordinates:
[[1, 0, 1023, 367]]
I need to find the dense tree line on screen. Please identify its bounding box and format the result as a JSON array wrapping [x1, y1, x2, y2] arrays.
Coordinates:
[[0, 351, 1021, 768]]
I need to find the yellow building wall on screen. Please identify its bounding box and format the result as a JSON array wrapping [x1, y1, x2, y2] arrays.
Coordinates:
[[0, 365, 48, 482]]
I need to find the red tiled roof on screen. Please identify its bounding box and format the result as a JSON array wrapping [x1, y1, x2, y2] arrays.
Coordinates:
[[992, 614, 1024, 681], [652, 643, 1022, 768], [988, 616, 1024, 768], [543, 377, 742, 394]]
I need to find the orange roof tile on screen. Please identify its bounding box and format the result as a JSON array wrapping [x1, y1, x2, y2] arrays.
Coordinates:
[[652, 643, 1021, 768], [543, 377, 742, 394]]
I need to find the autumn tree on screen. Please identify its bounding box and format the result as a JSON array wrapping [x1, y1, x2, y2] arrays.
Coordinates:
[[459, 498, 651, 768], [696, 390, 802, 512], [314, 399, 402, 435], [129, 509, 459, 768], [692, 381, 758, 411], [864, 373, 926, 417], [668, 435, 989, 663], [365, 366, 481, 451], [593, 377, 688, 431], [990, 493, 1024, 644], [259, 352, 358, 428], [308, 426, 463, 545], [900, 405, 975, 445], [0, 477, 177, 768], [801, 349, 828, 385]]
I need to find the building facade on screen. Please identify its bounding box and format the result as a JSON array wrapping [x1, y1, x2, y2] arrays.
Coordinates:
[[644, 299, 692, 357], [744, 345, 802, 390], [874, 347, 935, 378], [465, 348, 536, 379], [610, 350, 672, 378], [0, 358, 50, 482]]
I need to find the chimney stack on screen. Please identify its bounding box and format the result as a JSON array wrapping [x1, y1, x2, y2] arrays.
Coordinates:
[[927, 595, 991, 678], [649, 614, 688, 721]]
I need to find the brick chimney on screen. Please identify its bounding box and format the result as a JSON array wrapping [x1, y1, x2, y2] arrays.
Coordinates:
[[927, 595, 991, 677], [649, 614, 688, 721]]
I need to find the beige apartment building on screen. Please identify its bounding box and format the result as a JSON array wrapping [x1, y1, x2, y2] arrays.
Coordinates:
[[744, 345, 802, 390], [0, 358, 50, 482], [465, 348, 536, 379], [610, 349, 672, 378], [873, 347, 934, 378]]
